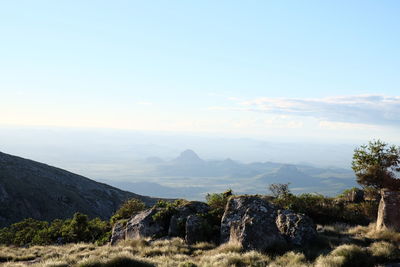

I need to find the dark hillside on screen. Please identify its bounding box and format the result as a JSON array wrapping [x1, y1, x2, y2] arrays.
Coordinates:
[[0, 151, 158, 227]]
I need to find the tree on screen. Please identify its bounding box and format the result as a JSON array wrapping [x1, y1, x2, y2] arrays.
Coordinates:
[[352, 140, 400, 190]]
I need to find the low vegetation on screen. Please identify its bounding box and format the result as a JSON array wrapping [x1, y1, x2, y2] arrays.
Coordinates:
[[1, 224, 400, 266]]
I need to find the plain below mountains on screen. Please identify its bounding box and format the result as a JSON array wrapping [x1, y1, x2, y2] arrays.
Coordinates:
[[0, 151, 159, 227]]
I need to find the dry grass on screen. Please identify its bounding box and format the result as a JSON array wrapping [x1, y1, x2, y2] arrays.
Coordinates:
[[2, 224, 400, 267]]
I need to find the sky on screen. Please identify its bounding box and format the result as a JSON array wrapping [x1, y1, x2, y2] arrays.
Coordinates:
[[1, 1, 400, 143]]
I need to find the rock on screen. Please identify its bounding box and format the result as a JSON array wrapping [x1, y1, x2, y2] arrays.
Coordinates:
[[168, 201, 210, 238], [110, 221, 126, 245], [220, 196, 318, 251], [220, 196, 287, 251], [125, 208, 169, 240], [168, 215, 180, 237], [185, 215, 206, 244], [276, 209, 317, 246], [344, 188, 364, 203], [376, 189, 400, 231], [111, 201, 211, 244]]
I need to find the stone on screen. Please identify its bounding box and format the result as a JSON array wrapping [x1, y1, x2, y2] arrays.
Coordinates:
[[185, 214, 206, 244], [344, 188, 364, 203], [276, 209, 317, 246], [168, 215, 180, 237], [110, 221, 125, 245], [168, 201, 210, 238], [125, 208, 169, 240], [220, 196, 287, 251], [111, 201, 211, 244], [376, 189, 400, 231]]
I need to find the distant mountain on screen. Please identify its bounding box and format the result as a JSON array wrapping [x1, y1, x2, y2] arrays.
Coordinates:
[[173, 149, 204, 164], [258, 164, 317, 187], [119, 149, 358, 198], [0, 151, 160, 227]]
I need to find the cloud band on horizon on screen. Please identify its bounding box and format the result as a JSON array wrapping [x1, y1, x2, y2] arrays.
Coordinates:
[[218, 95, 400, 126]]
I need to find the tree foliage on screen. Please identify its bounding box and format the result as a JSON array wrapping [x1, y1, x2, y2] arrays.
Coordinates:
[[352, 140, 400, 190]]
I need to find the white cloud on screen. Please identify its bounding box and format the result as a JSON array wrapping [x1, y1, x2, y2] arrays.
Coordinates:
[[232, 95, 400, 126]]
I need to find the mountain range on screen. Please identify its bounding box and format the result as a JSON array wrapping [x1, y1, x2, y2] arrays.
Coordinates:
[[102, 149, 358, 199]]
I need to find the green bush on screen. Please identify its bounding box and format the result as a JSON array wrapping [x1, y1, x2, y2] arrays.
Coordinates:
[[205, 189, 233, 220], [272, 192, 376, 225], [0, 213, 111, 246], [110, 198, 146, 225]]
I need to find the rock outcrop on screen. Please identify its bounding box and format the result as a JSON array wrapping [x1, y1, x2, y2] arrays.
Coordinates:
[[111, 195, 317, 249], [110, 221, 126, 245], [111, 201, 210, 245], [376, 189, 400, 231], [126, 208, 169, 240], [185, 215, 207, 245], [221, 196, 286, 251], [275, 209, 317, 246], [221, 196, 316, 251], [343, 188, 364, 203]]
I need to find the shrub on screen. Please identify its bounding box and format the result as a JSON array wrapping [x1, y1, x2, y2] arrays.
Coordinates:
[[110, 198, 146, 224], [273, 192, 375, 225]]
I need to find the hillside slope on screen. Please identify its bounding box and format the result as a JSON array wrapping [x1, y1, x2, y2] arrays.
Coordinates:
[[0, 151, 158, 227]]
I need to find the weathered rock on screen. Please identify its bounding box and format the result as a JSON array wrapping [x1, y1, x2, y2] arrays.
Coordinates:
[[111, 201, 211, 244], [168, 215, 180, 237], [185, 215, 206, 244], [276, 209, 317, 246], [344, 188, 364, 203], [168, 201, 210, 238], [376, 189, 400, 231], [220, 196, 287, 251], [110, 221, 125, 245], [125, 208, 169, 240]]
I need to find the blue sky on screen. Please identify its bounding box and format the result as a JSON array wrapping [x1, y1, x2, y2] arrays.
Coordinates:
[[1, 1, 400, 142]]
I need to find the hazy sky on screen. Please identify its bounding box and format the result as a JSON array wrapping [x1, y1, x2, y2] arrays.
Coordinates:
[[1, 1, 400, 142]]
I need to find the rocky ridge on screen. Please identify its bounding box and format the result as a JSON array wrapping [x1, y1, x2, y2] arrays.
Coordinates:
[[111, 195, 317, 250]]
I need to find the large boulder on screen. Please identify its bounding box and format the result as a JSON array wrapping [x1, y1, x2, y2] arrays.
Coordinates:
[[376, 189, 400, 231], [220, 196, 287, 251], [185, 214, 207, 245], [110, 208, 166, 245], [125, 207, 169, 240], [220, 195, 317, 251], [168, 201, 209, 238], [276, 209, 317, 246], [110, 221, 126, 245]]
